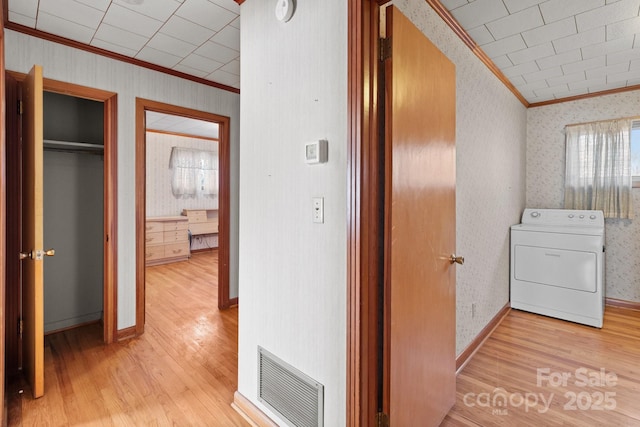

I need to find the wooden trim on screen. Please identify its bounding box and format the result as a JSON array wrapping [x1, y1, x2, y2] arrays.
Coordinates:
[[2, 21, 240, 95], [424, 0, 529, 107], [135, 98, 233, 335], [605, 297, 640, 311], [347, 1, 383, 426], [565, 115, 640, 129], [529, 83, 640, 108], [455, 303, 511, 373], [0, 2, 6, 420], [145, 128, 220, 142], [115, 326, 137, 342], [5, 72, 118, 345], [228, 297, 238, 307], [231, 391, 278, 427]]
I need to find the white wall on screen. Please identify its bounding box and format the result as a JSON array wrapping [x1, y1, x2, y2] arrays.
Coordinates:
[[395, 0, 528, 354], [238, 1, 347, 425], [527, 89, 640, 302], [6, 29, 241, 327]]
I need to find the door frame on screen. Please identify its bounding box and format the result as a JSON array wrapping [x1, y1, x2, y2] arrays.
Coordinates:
[[346, 1, 385, 426], [134, 98, 231, 337], [6, 71, 119, 345], [0, 4, 6, 419]]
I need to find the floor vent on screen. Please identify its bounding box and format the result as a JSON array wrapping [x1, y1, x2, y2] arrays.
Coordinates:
[[258, 346, 324, 427]]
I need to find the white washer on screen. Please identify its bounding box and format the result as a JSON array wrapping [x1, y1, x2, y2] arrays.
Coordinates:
[[510, 208, 605, 328]]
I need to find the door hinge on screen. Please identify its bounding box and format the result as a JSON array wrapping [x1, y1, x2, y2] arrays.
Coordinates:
[[380, 37, 392, 61], [18, 100, 23, 115], [18, 318, 23, 336], [376, 412, 389, 427]]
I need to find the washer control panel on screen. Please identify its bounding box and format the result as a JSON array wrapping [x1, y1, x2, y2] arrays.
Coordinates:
[[522, 208, 604, 227]]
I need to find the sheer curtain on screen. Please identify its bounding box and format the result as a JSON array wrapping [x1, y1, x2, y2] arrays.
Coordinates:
[[564, 118, 633, 219], [169, 147, 218, 199]]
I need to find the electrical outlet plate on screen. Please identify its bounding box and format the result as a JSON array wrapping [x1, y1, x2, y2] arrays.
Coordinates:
[[313, 197, 324, 223]]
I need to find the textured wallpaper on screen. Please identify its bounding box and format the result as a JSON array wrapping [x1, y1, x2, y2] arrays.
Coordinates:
[[396, 0, 528, 355], [527, 89, 640, 302]]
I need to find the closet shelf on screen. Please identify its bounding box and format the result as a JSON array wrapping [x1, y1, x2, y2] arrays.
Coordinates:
[[44, 139, 104, 152]]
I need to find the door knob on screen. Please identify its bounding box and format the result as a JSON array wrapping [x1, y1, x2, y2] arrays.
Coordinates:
[[19, 249, 55, 261], [450, 254, 464, 265]]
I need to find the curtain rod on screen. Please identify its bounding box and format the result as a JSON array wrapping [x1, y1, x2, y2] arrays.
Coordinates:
[[565, 115, 640, 129]]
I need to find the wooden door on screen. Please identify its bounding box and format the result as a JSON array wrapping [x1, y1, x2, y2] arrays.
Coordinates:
[[21, 65, 45, 398], [383, 7, 457, 426]]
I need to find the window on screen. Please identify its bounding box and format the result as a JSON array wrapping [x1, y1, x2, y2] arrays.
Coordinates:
[[168, 147, 218, 199], [564, 118, 633, 218], [632, 120, 640, 188]]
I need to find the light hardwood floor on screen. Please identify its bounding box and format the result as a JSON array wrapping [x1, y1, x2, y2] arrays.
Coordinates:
[[8, 251, 249, 426], [443, 307, 640, 426]]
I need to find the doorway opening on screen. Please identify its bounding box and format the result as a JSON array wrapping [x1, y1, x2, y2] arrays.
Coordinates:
[[134, 98, 231, 337]]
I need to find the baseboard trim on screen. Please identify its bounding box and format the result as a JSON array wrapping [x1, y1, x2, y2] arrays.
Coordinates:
[[605, 297, 640, 311], [116, 326, 137, 342], [456, 302, 511, 374], [232, 391, 278, 427]]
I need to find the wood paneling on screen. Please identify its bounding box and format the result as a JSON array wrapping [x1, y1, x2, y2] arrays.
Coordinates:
[[7, 251, 246, 426], [135, 98, 232, 338], [443, 307, 640, 426]]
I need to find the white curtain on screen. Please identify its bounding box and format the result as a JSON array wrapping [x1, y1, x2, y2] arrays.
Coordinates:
[[564, 119, 633, 219], [169, 147, 218, 199]]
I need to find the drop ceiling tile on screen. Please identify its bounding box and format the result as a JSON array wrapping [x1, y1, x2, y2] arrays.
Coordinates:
[[510, 76, 526, 86], [180, 54, 224, 73], [553, 26, 606, 52], [547, 71, 587, 86], [492, 55, 513, 68], [606, 67, 638, 82], [160, 15, 215, 46], [113, 0, 181, 22], [562, 56, 606, 73], [607, 16, 640, 40], [588, 80, 631, 92], [207, 69, 239, 87], [194, 40, 239, 64], [636, 34, 640, 48], [103, 4, 163, 38], [486, 7, 544, 40], [481, 34, 527, 58], [94, 23, 149, 52], [8, 0, 38, 18], [515, 79, 549, 92], [148, 32, 197, 57], [607, 47, 640, 64], [36, 11, 95, 44], [522, 17, 577, 47], [582, 36, 633, 58], [211, 25, 240, 51], [440, 0, 468, 10], [173, 63, 210, 78], [586, 61, 631, 78], [220, 59, 239, 75], [509, 43, 556, 65], [76, 0, 111, 12], [208, 0, 241, 14], [539, 0, 605, 24], [502, 61, 540, 78], [39, 0, 104, 29], [449, 0, 509, 29], [91, 37, 139, 57], [523, 66, 564, 83], [8, 11, 36, 27], [534, 83, 570, 98], [536, 49, 583, 69], [176, 0, 237, 32], [468, 26, 495, 45], [576, 0, 640, 32], [229, 16, 240, 30], [569, 76, 606, 90], [632, 58, 640, 68], [561, 87, 591, 98], [136, 46, 182, 68], [503, 0, 547, 14]]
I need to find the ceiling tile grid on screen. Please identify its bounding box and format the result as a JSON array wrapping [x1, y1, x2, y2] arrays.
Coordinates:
[[446, 0, 640, 103], [7, 0, 240, 90]]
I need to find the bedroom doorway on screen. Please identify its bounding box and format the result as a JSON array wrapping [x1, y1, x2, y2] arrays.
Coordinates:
[[134, 98, 231, 336]]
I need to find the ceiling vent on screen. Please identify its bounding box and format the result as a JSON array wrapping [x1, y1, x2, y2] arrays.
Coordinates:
[[258, 346, 324, 427]]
